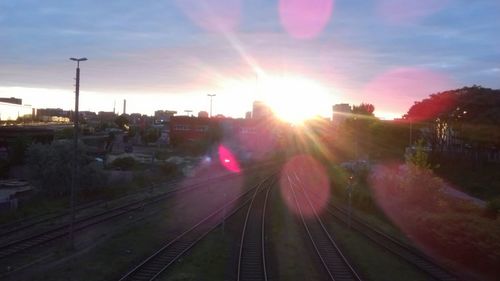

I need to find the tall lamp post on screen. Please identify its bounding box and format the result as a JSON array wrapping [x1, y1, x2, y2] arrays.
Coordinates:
[[69, 57, 87, 249], [207, 94, 216, 117]]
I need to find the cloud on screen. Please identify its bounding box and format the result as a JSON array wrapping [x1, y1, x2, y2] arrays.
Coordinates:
[[0, 0, 499, 118]]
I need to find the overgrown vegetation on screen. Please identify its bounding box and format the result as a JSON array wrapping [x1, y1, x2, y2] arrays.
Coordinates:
[[368, 150, 500, 280], [110, 156, 137, 170], [25, 141, 107, 196]]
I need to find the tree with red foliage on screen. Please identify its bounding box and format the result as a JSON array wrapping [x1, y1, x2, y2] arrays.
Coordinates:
[[404, 86, 500, 150]]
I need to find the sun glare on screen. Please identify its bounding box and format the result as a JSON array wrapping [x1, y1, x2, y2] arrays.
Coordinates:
[[259, 75, 331, 124]]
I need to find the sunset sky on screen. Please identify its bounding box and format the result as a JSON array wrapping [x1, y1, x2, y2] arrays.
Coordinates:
[[1, 0, 499, 120]]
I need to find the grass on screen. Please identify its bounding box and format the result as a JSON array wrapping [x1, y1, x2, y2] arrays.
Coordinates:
[[0, 164, 181, 225], [26, 210, 173, 281], [434, 160, 500, 200], [322, 215, 430, 281], [157, 167, 275, 281], [16, 165, 271, 281], [157, 228, 229, 281], [0, 194, 68, 224], [267, 187, 323, 281], [329, 195, 414, 245]]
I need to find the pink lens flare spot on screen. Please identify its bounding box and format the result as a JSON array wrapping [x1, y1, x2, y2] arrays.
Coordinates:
[[279, 0, 334, 39], [176, 0, 242, 32], [367, 162, 473, 264], [363, 67, 455, 120], [170, 163, 244, 231], [218, 145, 241, 173], [377, 0, 450, 24], [279, 155, 330, 217]]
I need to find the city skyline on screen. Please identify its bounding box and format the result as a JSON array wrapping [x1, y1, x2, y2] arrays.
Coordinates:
[[1, 1, 499, 120]]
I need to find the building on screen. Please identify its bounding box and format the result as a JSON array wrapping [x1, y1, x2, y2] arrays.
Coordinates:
[[154, 110, 177, 124], [0, 127, 54, 160], [252, 101, 273, 120], [0, 102, 32, 121], [198, 111, 209, 118], [169, 116, 211, 143], [332, 103, 351, 126], [79, 111, 97, 121], [97, 111, 117, 123], [0, 97, 22, 105], [36, 108, 70, 118], [0, 97, 33, 121]]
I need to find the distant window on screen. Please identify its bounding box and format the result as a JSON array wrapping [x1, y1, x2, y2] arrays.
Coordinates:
[[174, 124, 190, 131], [195, 125, 208, 132], [241, 127, 256, 134]]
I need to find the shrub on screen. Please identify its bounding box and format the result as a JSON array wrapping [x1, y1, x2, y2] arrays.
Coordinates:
[[25, 141, 107, 196], [484, 197, 500, 219], [111, 157, 137, 170], [160, 162, 179, 176]]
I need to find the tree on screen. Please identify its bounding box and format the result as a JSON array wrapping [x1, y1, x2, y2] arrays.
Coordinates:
[[404, 86, 500, 149], [352, 103, 375, 116], [25, 141, 107, 196], [111, 157, 137, 170], [141, 128, 160, 145], [405, 139, 431, 169], [114, 114, 130, 131]]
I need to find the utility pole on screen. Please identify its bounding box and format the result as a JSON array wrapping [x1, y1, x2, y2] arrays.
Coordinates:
[[69, 57, 87, 249], [207, 94, 216, 117]]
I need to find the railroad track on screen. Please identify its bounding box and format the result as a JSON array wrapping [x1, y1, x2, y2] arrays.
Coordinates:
[[118, 174, 276, 281], [236, 176, 274, 281], [0, 161, 277, 240], [0, 200, 105, 239], [0, 171, 245, 260], [305, 190, 460, 281], [287, 173, 363, 281]]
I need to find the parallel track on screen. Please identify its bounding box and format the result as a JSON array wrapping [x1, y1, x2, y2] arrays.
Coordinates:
[[0, 172, 243, 260], [287, 173, 363, 281], [118, 174, 275, 281], [307, 190, 459, 281], [0, 200, 105, 238], [236, 176, 274, 281], [0, 160, 278, 240]]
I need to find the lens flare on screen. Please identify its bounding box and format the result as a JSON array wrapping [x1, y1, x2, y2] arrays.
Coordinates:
[[218, 145, 241, 173], [367, 163, 498, 273], [363, 67, 455, 119], [280, 155, 330, 217], [279, 0, 334, 39], [236, 120, 277, 161], [170, 162, 244, 233]]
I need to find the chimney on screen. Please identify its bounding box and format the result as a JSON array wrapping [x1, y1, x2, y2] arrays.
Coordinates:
[[123, 99, 126, 115]]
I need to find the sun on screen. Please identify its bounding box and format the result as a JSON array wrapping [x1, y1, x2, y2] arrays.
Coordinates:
[[259, 75, 331, 124]]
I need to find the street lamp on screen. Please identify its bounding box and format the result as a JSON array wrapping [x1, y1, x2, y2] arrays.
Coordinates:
[[69, 57, 87, 249], [207, 94, 216, 118]]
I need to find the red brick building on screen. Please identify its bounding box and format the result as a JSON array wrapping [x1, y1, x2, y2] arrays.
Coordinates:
[[169, 116, 212, 143]]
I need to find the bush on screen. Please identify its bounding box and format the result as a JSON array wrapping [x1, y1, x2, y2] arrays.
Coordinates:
[[25, 141, 107, 196], [370, 164, 500, 279], [160, 162, 179, 176], [111, 157, 137, 170], [484, 197, 500, 219]]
